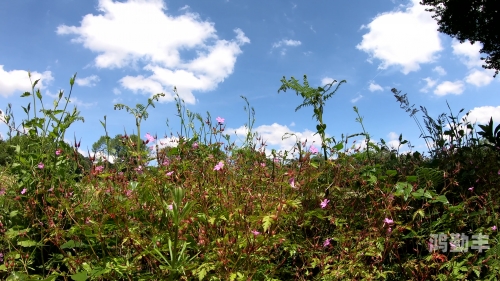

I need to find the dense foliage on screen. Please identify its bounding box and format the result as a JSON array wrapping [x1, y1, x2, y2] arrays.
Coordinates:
[[0, 74, 499, 280], [420, 0, 500, 77]]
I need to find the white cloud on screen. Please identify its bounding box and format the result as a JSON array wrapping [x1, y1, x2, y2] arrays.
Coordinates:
[[57, 0, 249, 104], [113, 87, 121, 95], [434, 80, 464, 96], [272, 39, 301, 48], [69, 97, 97, 108], [368, 82, 383, 92], [356, 0, 442, 74], [321, 77, 337, 85], [229, 123, 323, 156], [467, 106, 500, 125], [433, 66, 446, 76], [451, 39, 483, 68], [351, 94, 363, 103], [465, 69, 495, 87], [75, 75, 100, 87], [289, 122, 295, 127], [0, 66, 53, 97], [420, 77, 437, 93]]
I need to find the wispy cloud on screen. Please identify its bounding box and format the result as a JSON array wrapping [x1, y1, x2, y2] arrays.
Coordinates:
[[75, 75, 100, 87]]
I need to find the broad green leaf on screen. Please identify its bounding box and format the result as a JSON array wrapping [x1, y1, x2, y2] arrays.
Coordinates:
[[17, 240, 38, 247], [386, 170, 397, 177], [71, 271, 88, 281], [431, 195, 449, 204]]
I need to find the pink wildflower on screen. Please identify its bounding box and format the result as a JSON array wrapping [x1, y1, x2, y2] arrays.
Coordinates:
[[492, 226, 497, 231], [167, 204, 173, 210], [55, 149, 62, 156], [95, 166, 104, 172], [192, 142, 199, 149], [145, 133, 155, 143], [323, 238, 331, 247], [468, 187, 474, 191], [309, 145, 318, 154], [21, 188, 27, 195], [166, 171, 174, 176], [216, 116, 225, 124], [450, 242, 456, 250], [289, 177, 296, 188], [251, 230, 260, 236], [260, 162, 266, 167], [214, 161, 224, 171], [384, 218, 394, 225], [38, 162, 44, 169], [162, 159, 170, 166], [320, 199, 330, 209]]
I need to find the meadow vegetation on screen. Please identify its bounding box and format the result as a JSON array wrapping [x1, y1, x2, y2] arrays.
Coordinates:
[[0, 73, 499, 280]]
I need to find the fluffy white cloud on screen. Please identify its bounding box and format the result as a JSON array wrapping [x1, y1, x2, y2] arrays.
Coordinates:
[[451, 39, 483, 69], [434, 80, 464, 96], [368, 82, 383, 92], [467, 106, 500, 125], [420, 77, 437, 93], [433, 66, 446, 76], [75, 75, 100, 87], [0, 66, 53, 97], [356, 0, 442, 74], [321, 77, 336, 85], [465, 69, 495, 87], [57, 0, 249, 104], [229, 123, 324, 157]]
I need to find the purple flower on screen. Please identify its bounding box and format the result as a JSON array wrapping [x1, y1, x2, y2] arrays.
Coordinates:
[[166, 171, 174, 176], [192, 142, 199, 149], [289, 177, 296, 188], [167, 204, 173, 210], [0, 188, 6, 196], [55, 149, 62, 156], [260, 162, 266, 167], [450, 242, 456, 250], [145, 133, 155, 143], [95, 166, 104, 172], [21, 188, 27, 195], [323, 238, 331, 247], [216, 116, 225, 124], [214, 161, 224, 171], [492, 225, 497, 231], [251, 230, 260, 236], [468, 187, 474, 191], [162, 159, 170, 166], [383, 218, 394, 225], [320, 199, 330, 209], [38, 162, 44, 169], [309, 145, 318, 154]]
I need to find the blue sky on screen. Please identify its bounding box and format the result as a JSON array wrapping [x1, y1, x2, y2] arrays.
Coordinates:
[[1, 0, 499, 160]]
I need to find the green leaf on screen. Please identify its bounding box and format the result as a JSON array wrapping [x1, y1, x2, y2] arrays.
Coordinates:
[[262, 215, 273, 232], [21, 91, 31, 97], [71, 271, 88, 281], [10, 210, 19, 218], [386, 170, 397, 177], [431, 195, 449, 204], [17, 240, 38, 247], [61, 240, 85, 249]]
